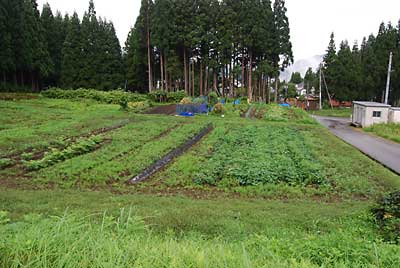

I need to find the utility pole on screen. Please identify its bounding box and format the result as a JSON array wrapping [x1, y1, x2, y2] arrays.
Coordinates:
[[319, 64, 322, 110], [384, 51, 393, 104]]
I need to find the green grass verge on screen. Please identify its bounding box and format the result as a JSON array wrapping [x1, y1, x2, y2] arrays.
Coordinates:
[[309, 108, 352, 118], [364, 123, 400, 143], [0, 188, 399, 268]]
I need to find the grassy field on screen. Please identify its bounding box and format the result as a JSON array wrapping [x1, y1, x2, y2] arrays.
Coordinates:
[[1, 94, 399, 267], [309, 108, 352, 118], [364, 123, 400, 143]]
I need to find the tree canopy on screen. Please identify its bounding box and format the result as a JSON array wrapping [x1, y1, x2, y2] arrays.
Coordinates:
[[323, 22, 400, 104], [0, 0, 123, 91], [125, 0, 293, 101]]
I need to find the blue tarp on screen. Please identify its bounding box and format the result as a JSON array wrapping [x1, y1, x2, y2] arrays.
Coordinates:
[[279, 103, 291, 108], [179, 112, 195, 117], [176, 104, 208, 114]]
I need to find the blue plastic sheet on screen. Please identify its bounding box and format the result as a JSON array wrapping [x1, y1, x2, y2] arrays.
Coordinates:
[[179, 112, 195, 117], [176, 104, 208, 114]]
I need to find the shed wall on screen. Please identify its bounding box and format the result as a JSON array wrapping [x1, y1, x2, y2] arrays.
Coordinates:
[[389, 109, 400, 123], [364, 107, 389, 127]]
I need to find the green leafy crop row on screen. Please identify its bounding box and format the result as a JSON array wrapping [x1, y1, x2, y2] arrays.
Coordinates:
[[195, 125, 326, 187], [0, 158, 14, 169], [24, 136, 103, 171]]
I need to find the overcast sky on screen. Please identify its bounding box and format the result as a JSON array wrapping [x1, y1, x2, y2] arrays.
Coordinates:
[[37, 0, 400, 61]]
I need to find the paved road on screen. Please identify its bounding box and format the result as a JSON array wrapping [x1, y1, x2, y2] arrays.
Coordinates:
[[313, 116, 400, 175]]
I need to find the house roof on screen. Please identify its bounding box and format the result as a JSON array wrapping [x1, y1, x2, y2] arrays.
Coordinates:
[[353, 101, 391, 108]]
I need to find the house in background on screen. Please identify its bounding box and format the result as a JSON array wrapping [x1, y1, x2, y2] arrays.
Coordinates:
[[352, 101, 400, 128]]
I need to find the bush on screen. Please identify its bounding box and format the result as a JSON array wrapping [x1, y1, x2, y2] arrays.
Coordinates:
[[167, 91, 186, 103], [235, 87, 248, 98], [373, 191, 400, 243], [180, 97, 193, 104], [212, 103, 225, 115], [208, 92, 218, 107], [119, 96, 129, 111], [42, 88, 147, 104], [127, 101, 151, 113], [192, 97, 207, 104], [148, 90, 167, 102]]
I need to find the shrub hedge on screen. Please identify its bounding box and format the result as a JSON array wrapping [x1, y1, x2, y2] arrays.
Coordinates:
[[148, 90, 186, 103], [41, 88, 147, 104]]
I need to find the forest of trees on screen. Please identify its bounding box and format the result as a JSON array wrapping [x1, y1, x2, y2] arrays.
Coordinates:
[[0, 0, 293, 101], [3, 0, 397, 105], [323, 23, 400, 105], [0, 0, 123, 91], [125, 0, 293, 101]]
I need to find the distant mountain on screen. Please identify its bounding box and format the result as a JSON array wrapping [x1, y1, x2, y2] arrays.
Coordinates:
[[280, 55, 323, 82]]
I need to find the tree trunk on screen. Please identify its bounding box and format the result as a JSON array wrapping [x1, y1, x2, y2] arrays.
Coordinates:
[[241, 55, 245, 89], [2, 72, 6, 87], [31, 71, 35, 91], [262, 73, 266, 102], [164, 55, 169, 91], [204, 66, 208, 95], [160, 51, 164, 91], [146, 10, 152, 93], [229, 63, 234, 97], [248, 51, 253, 102], [213, 69, 217, 92], [267, 77, 271, 104], [36, 73, 40, 92], [192, 62, 195, 96], [274, 76, 279, 103], [20, 71, 24, 87], [188, 61, 192, 96], [183, 48, 188, 94], [221, 66, 225, 97], [200, 61, 203, 96]]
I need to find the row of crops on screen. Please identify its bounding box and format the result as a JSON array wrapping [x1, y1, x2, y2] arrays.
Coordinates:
[[194, 125, 326, 187], [32, 118, 208, 185]]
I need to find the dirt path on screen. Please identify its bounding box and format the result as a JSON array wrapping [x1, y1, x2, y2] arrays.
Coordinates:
[[145, 105, 177, 115], [314, 116, 400, 175]]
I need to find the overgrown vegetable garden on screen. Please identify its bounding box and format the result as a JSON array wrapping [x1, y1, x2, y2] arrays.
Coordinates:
[[1, 92, 400, 267], [195, 125, 325, 187]]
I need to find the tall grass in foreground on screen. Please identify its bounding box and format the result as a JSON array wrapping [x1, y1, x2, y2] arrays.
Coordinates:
[[0, 210, 399, 268]]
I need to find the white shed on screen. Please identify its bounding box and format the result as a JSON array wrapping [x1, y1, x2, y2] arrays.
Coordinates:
[[352, 101, 391, 128], [389, 107, 400, 123]]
